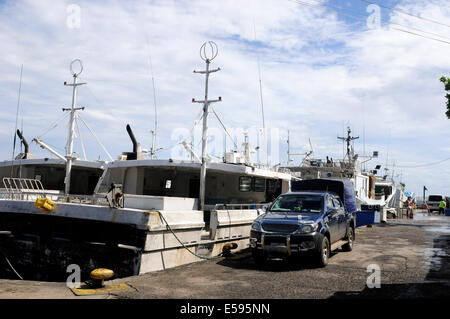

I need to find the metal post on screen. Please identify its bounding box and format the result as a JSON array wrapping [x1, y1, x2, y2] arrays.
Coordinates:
[[287, 130, 290, 166], [192, 41, 221, 211], [63, 59, 86, 196], [65, 73, 77, 196], [423, 186, 427, 207]]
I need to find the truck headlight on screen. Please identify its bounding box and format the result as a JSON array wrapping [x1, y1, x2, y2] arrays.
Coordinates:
[[298, 223, 318, 234], [251, 221, 262, 231]]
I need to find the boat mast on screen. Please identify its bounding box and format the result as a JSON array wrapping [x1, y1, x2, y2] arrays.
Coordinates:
[[338, 126, 359, 166], [192, 41, 222, 211], [63, 59, 86, 196]]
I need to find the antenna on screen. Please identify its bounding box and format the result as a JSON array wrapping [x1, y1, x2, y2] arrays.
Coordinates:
[[287, 130, 313, 166], [337, 126, 359, 163], [10, 64, 23, 177], [145, 34, 158, 159], [385, 127, 391, 173], [253, 20, 268, 167], [192, 41, 222, 211]]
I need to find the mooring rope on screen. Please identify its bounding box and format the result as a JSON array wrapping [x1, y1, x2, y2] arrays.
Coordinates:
[[157, 212, 223, 261], [1, 251, 23, 280]]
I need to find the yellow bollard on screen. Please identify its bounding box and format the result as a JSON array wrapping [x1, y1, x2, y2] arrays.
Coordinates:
[[90, 268, 114, 288]]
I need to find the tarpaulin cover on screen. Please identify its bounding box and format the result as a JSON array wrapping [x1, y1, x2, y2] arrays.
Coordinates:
[[291, 178, 357, 214], [404, 190, 415, 198]]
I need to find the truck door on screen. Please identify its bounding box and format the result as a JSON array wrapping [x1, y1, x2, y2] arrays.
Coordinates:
[[332, 196, 347, 239], [325, 195, 340, 243]]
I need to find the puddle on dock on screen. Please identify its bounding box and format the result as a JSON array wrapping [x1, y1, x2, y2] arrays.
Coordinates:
[[413, 211, 446, 222], [423, 248, 448, 272], [410, 211, 450, 279], [424, 226, 450, 234]]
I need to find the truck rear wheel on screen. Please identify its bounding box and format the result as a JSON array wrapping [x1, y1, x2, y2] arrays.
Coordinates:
[[315, 236, 329, 267], [342, 227, 354, 252]]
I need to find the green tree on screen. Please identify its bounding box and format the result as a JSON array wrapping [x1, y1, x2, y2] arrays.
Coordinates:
[[440, 76, 450, 118]]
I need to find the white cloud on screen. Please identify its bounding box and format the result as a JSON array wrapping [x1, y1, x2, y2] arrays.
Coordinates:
[[1, 0, 450, 195]]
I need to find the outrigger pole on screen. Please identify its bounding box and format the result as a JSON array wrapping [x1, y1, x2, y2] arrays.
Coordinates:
[[63, 59, 86, 196], [192, 41, 222, 211]]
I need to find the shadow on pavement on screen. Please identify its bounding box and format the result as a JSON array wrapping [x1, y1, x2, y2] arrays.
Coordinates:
[[330, 234, 450, 299], [425, 234, 450, 281], [217, 248, 338, 272], [329, 282, 450, 299]]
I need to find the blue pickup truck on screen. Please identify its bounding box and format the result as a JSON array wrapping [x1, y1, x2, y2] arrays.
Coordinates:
[[249, 179, 357, 267]]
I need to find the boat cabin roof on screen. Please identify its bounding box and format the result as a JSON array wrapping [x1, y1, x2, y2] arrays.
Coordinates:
[[0, 158, 106, 169], [107, 159, 292, 180]]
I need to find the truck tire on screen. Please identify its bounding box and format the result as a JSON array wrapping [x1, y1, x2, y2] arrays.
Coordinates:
[[315, 236, 329, 267], [251, 248, 267, 265], [342, 226, 354, 252]]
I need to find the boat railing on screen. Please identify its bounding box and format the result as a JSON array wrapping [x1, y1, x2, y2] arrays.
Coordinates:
[[2, 177, 46, 200], [0, 178, 109, 205]]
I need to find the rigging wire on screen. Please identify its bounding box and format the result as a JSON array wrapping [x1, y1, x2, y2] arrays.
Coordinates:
[[210, 106, 238, 150], [396, 157, 450, 168], [36, 112, 71, 139], [310, 0, 450, 41], [75, 114, 87, 160], [290, 0, 450, 45], [77, 114, 114, 161]]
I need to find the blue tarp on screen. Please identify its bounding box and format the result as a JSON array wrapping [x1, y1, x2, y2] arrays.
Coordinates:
[[404, 190, 415, 198], [356, 210, 379, 227], [291, 178, 357, 214]]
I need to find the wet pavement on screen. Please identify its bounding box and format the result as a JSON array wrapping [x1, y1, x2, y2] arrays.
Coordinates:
[[0, 209, 449, 299]]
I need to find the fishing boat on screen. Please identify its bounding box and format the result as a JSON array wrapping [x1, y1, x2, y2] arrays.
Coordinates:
[[0, 46, 294, 281], [283, 127, 406, 222]]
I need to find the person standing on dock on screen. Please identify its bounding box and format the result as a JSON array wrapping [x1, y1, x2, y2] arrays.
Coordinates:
[[439, 199, 446, 215], [404, 197, 413, 219]]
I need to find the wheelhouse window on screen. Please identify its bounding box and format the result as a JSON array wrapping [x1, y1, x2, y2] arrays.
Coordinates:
[[239, 176, 252, 192], [253, 177, 266, 192], [270, 195, 323, 213]]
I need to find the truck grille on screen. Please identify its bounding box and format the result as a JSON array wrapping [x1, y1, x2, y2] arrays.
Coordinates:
[[262, 223, 299, 233], [264, 236, 287, 245]]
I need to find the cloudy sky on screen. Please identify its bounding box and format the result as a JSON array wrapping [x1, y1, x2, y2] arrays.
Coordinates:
[[1, 0, 450, 197]]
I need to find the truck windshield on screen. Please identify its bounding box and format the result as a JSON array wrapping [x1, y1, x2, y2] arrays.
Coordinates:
[[428, 195, 443, 201], [270, 195, 323, 213]]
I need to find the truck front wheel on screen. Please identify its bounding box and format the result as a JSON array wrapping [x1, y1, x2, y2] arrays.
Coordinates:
[[315, 236, 329, 267]]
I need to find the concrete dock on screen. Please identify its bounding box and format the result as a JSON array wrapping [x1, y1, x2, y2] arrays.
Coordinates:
[[0, 210, 449, 299]]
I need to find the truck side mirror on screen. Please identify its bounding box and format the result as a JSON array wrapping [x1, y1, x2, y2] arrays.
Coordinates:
[[327, 208, 338, 215]]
